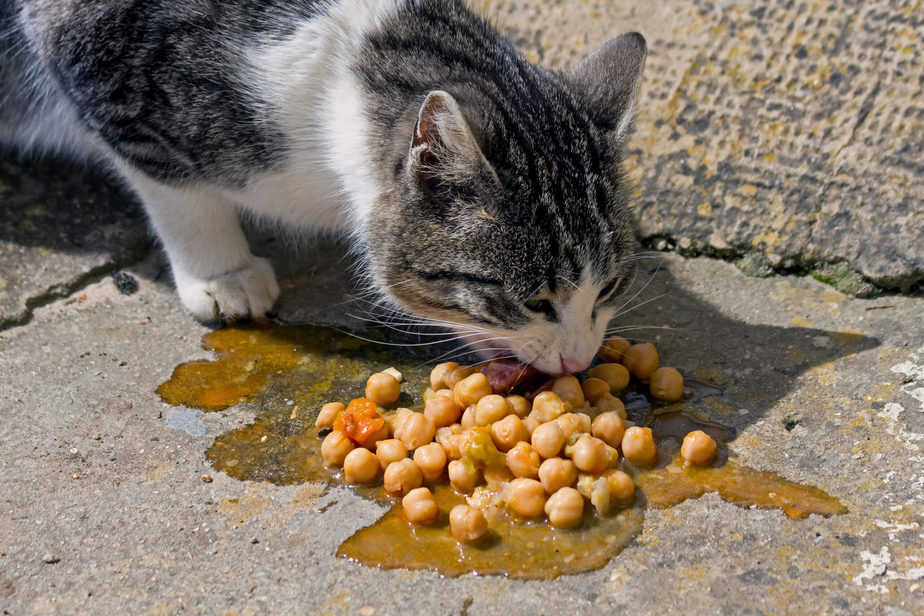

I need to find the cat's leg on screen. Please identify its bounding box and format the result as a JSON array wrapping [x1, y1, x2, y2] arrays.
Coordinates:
[[125, 170, 280, 321]]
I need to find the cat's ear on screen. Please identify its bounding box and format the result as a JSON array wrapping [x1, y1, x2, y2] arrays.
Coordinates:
[[566, 32, 647, 142], [408, 91, 489, 187]]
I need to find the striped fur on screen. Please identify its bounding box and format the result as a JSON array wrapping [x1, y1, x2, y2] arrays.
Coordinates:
[[1, 0, 646, 373]]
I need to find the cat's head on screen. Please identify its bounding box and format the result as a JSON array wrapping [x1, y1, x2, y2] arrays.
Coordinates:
[[367, 33, 647, 374]]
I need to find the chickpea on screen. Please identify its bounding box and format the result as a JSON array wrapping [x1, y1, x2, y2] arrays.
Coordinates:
[[581, 377, 611, 404], [621, 426, 658, 466], [567, 434, 612, 474], [394, 412, 435, 450], [592, 411, 627, 448], [603, 469, 636, 505], [321, 430, 354, 467], [530, 391, 568, 423], [365, 372, 401, 407], [555, 412, 591, 439], [507, 478, 547, 518], [531, 421, 566, 459], [315, 402, 344, 429], [383, 458, 423, 495], [460, 405, 476, 429], [681, 430, 717, 466], [595, 393, 627, 419], [413, 442, 447, 481], [453, 372, 493, 407], [505, 442, 541, 478], [506, 395, 531, 418], [522, 416, 540, 436], [424, 394, 463, 428], [598, 336, 630, 363], [343, 447, 380, 483], [587, 363, 630, 393], [474, 394, 510, 426], [375, 438, 408, 470], [362, 420, 391, 449], [649, 367, 684, 401], [490, 415, 529, 452], [446, 365, 477, 389], [430, 362, 459, 390], [402, 487, 439, 524], [449, 504, 488, 543], [538, 457, 578, 493], [623, 343, 659, 380], [388, 407, 414, 434], [435, 425, 463, 459], [448, 458, 481, 493], [544, 487, 584, 528], [552, 375, 585, 409]]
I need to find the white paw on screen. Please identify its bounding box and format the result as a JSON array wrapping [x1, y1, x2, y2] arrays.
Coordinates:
[[173, 256, 281, 321]]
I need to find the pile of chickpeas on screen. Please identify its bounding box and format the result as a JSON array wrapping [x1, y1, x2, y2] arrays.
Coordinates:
[[315, 338, 717, 544]]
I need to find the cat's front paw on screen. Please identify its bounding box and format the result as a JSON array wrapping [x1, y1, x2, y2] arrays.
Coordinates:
[[173, 256, 280, 322]]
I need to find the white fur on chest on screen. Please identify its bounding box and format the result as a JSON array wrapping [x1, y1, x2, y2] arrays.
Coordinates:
[[229, 0, 405, 234]]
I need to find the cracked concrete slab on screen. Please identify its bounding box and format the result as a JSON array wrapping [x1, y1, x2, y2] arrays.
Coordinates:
[[494, 0, 923, 291], [0, 153, 151, 328], [1, 250, 922, 614]]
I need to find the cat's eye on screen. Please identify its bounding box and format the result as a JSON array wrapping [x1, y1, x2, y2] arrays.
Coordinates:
[[524, 299, 557, 321]]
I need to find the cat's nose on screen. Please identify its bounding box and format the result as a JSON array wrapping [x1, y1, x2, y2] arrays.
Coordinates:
[[560, 354, 591, 374]]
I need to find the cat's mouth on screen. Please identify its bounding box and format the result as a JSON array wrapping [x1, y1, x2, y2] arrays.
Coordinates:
[[479, 356, 548, 395]]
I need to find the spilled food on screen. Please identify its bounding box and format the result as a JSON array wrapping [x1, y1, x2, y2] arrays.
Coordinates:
[[158, 324, 846, 579]]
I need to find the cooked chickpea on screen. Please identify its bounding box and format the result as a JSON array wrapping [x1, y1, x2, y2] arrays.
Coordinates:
[[435, 425, 463, 459], [413, 442, 447, 481], [430, 362, 459, 390], [530, 391, 568, 422], [446, 365, 477, 389], [555, 412, 591, 439], [587, 363, 630, 393], [531, 421, 566, 459], [453, 372, 493, 407], [505, 442, 541, 478], [649, 366, 684, 401], [490, 415, 529, 452], [581, 377, 611, 403], [621, 426, 658, 466], [383, 458, 423, 495], [362, 420, 391, 449], [388, 407, 414, 434], [603, 469, 636, 505], [592, 411, 627, 448], [474, 394, 510, 426], [375, 438, 408, 470], [447, 458, 481, 493], [343, 447, 380, 483], [522, 416, 540, 436], [365, 372, 401, 407], [544, 487, 584, 528], [449, 504, 488, 543], [552, 375, 585, 409], [568, 434, 611, 474], [507, 478, 547, 518], [321, 430, 354, 467], [681, 430, 717, 466], [595, 393, 627, 419], [394, 412, 435, 450], [538, 457, 578, 493], [315, 402, 344, 429], [506, 395, 531, 418], [402, 487, 439, 524], [623, 343, 659, 380], [460, 405, 476, 429], [424, 394, 463, 428], [598, 336, 630, 363]]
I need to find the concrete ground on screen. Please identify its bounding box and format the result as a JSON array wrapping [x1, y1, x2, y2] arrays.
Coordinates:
[[1, 0, 922, 615]]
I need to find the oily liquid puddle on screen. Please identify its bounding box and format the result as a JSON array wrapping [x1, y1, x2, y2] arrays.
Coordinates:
[[159, 323, 845, 579]]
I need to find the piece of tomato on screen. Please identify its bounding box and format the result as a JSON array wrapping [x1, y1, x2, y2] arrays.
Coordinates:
[[334, 397, 385, 445]]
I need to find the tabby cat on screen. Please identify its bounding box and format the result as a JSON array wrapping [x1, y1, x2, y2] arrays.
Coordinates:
[[0, 0, 646, 374]]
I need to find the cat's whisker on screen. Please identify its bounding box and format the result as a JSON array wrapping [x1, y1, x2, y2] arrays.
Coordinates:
[[610, 291, 668, 321]]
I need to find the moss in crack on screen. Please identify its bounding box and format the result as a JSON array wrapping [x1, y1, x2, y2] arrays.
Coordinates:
[[809, 262, 877, 297], [734, 252, 776, 279]]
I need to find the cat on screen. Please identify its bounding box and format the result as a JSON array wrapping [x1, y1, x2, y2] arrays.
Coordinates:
[[0, 0, 646, 375]]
